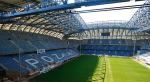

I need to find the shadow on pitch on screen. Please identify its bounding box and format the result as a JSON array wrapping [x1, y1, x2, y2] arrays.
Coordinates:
[[29, 55, 100, 82]]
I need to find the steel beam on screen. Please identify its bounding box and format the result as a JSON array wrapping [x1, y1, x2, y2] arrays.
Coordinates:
[[0, 0, 129, 19]]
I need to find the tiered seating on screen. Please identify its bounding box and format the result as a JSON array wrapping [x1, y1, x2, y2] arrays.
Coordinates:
[[110, 39, 120, 44], [138, 44, 150, 55], [80, 39, 141, 56], [13, 40, 36, 52], [135, 51, 150, 65], [81, 45, 136, 51], [0, 49, 79, 77], [29, 41, 46, 49], [13, 54, 37, 71], [85, 39, 148, 45], [68, 40, 81, 48], [141, 44, 150, 50], [0, 30, 81, 55], [0, 40, 18, 54], [138, 50, 148, 55], [0, 56, 29, 74]]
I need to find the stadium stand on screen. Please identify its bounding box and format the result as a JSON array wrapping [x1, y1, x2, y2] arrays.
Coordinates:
[[79, 39, 140, 56], [0, 0, 149, 82], [0, 48, 79, 81], [0, 29, 80, 81], [135, 44, 150, 66]]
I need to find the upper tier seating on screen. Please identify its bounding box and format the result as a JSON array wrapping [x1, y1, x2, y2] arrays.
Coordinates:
[[0, 40, 18, 54], [0, 30, 80, 55]]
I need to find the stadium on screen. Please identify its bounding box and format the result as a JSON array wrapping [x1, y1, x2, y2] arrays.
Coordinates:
[[0, 0, 150, 82]]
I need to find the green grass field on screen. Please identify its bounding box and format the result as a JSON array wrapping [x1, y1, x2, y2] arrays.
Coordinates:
[[107, 57, 150, 82], [30, 55, 150, 82]]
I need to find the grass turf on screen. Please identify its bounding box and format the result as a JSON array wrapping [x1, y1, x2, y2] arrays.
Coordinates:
[[30, 56, 150, 82], [108, 57, 150, 82], [29, 55, 103, 82]]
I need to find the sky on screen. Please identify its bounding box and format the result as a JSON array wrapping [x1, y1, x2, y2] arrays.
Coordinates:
[[74, 0, 145, 23]]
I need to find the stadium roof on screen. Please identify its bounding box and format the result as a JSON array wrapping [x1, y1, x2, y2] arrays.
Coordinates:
[[0, 0, 149, 39], [76, 1, 145, 22], [0, 0, 40, 12]]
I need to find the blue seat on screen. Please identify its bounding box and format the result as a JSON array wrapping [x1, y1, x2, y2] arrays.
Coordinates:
[[0, 56, 28, 74]]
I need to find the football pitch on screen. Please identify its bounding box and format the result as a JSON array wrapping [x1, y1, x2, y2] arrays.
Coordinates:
[[30, 55, 150, 82]]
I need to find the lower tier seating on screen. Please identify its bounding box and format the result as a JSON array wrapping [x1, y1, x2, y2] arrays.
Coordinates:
[[0, 49, 79, 77]]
